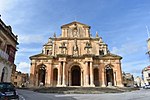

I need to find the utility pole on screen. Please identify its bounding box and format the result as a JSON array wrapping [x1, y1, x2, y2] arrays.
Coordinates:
[[146, 26, 150, 60]]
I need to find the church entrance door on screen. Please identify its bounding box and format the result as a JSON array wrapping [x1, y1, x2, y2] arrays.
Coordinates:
[[38, 65, 46, 86], [71, 66, 81, 86], [106, 66, 114, 86]]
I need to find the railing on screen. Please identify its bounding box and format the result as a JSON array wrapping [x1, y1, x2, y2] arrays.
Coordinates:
[[0, 49, 9, 60], [146, 77, 150, 80]]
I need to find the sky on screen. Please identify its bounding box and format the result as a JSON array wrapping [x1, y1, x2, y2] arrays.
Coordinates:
[[0, 0, 150, 77]]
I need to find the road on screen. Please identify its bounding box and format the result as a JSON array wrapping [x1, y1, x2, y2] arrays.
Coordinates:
[[18, 89, 150, 100]]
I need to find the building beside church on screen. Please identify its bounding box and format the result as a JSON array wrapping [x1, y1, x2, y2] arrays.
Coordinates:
[[122, 72, 134, 87], [11, 71, 29, 87], [142, 66, 150, 86], [30, 21, 123, 87], [0, 17, 18, 82]]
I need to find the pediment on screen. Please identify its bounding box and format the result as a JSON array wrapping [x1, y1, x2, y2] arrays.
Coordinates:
[[61, 21, 90, 29], [61, 21, 91, 38], [29, 53, 51, 60], [102, 53, 122, 59]]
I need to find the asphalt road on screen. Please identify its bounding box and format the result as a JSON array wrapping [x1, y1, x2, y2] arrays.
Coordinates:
[[18, 88, 150, 100]]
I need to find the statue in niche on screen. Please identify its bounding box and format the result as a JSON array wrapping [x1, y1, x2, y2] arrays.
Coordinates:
[[72, 24, 78, 37], [84, 41, 92, 54], [59, 42, 67, 54], [73, 28, 78, 37], [73, 39, 78, 56]]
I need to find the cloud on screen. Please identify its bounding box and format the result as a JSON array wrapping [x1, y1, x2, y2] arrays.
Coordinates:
[[18, 48, 41, 53], [0, 0, 18, 12], [17, 62, 30, 73], [18, 33, 49, 44], [111, 40, 145, 56], [122, 59, 149, 77], [110, 39, 148, 77]]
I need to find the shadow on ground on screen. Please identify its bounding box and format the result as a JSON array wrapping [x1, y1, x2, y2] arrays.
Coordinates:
[[19, 87, 140, 94]]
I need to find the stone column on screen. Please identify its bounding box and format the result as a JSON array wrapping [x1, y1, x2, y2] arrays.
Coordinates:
[[57, 62, 61, 86], [69, 71, 71, 86], [81, 70, 83, 86], [116, 62, 124, 87], [46, 63, 52, 86], [29, 62, 36, 87], [85, 62, 89, 86], [62, 29, 64, 37], [62, 62, 66, 86], [90, 62, 95, 87], [101, 63, 106, 87], [35, 73, 38, 87], [114, 72, 117, 86]]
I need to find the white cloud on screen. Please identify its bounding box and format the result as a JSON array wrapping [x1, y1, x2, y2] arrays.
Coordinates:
[[18, 48, 41, 53], [17, 62, 30, 73], [0, 0, 18, 12], [110, 39, 148, 77], [111, 40, 145, 56], [18, 33, 49, 44], [122, 59, 149, 77]]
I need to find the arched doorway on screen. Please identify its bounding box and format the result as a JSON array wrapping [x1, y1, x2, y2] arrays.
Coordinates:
[[71, 66, 81, 86], [105, 65, 114, 86], [1, 67, 8, 82], [53, 68, 58, 86], [94, 68, 99, 86], [38, 65, 46, 86]]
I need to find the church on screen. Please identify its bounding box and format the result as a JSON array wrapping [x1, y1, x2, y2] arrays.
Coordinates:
[[29, 21, 123, 87]]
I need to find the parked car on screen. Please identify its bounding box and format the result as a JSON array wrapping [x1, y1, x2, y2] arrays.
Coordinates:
[[143, 85, 150, 89], [0, 82, 19, 100]]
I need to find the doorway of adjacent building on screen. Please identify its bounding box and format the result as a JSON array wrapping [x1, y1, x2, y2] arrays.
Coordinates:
[[1, 67, 8, 82], [38, 65, 46, 86], [71, 66, 81, 86], [105, 66, 114, 86]]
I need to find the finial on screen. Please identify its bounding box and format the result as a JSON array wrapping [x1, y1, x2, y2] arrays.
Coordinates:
[[107, 50, 110, 54], [99, 37, 103, 43], [48, 37, 52, 42], [96, 31, 99, 38], [53, 32, 56, 38], [15, 35, 18, 40]]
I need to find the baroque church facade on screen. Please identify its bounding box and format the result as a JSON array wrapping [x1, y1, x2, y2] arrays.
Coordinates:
[[30, 21, 123, 87]]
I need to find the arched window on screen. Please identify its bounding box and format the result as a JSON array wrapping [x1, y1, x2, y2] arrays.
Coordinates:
[[99, 50, 104, 55], [47, 50, 49, 55]]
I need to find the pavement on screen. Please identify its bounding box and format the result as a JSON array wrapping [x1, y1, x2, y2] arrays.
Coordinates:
[[18, 88, 150, 100]]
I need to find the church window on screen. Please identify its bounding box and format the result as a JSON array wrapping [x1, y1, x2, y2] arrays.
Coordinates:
[[99, 50, 104, 55], [148, 73, 150, 77], [47, 50, 49, 55], [0, 40, 2, 48]]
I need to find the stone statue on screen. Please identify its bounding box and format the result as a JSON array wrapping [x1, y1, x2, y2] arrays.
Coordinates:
[[73, 39, 78, 56], [59, 42, 66, 54]]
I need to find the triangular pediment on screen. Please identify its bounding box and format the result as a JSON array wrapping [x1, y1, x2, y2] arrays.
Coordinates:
[[102, 53, 122, 59], [29, 53, 51, 59], [61, 21, 91, 38], [61, 21, 90, 28]]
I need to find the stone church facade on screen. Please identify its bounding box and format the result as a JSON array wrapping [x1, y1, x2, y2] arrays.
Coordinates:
[[30, 21, 123, 87]]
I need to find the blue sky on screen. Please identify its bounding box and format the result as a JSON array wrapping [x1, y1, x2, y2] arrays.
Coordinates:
[[0, 0, 150, 77]]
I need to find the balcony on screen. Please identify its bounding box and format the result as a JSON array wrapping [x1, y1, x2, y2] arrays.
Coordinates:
[[146, 77, 150, 80], [0, 49, 9, 60]]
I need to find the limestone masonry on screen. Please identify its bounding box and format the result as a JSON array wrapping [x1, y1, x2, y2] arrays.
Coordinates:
[[29, 21, 123, 87]]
